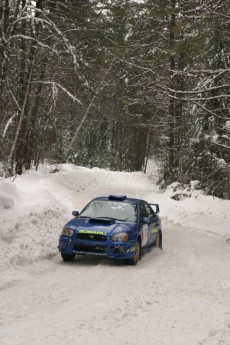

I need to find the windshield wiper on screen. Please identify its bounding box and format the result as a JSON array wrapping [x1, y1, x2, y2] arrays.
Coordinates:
[[97, 217, 129, 221]]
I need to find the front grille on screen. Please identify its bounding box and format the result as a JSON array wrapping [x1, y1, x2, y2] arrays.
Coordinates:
[[73, 244, 107, 255], [76, 233, 107, 241]]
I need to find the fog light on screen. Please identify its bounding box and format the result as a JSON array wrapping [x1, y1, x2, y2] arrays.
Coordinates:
[[113, 246, 125, 254]]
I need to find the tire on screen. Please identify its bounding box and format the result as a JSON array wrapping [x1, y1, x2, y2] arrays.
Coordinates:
[[127, 239, 141, 266], [61, 253, 76, 262], [154, 231, 162, 249]]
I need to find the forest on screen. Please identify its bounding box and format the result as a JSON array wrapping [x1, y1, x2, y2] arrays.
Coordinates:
[[0, 0, 229, 198]]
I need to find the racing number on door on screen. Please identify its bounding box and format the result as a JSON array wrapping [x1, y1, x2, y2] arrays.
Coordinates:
[[140, 202, 150, 246], [142, 224, 149, 246]]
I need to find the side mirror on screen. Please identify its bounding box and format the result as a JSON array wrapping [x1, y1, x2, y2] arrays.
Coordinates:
[[72, 210, 79, 217], [142, 216, 150, 224], [150, 203, 160, 214]]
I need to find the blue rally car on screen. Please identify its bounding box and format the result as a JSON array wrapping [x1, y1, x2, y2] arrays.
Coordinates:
[[58, 195, 162, 265]]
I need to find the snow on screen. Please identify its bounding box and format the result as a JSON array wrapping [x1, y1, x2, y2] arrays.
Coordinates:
[[0, 181, 21, 209], [0, 162, 229, 345]]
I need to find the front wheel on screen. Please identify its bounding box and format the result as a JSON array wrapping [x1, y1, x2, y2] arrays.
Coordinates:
[[127, 239, 141, 266], [61, 253, 76, 262]]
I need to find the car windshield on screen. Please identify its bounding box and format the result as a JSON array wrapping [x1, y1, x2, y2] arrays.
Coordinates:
[[79, 200, 137, 222]]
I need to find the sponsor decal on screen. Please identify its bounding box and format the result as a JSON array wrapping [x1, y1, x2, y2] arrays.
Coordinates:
[[79, 230, 107, 236]]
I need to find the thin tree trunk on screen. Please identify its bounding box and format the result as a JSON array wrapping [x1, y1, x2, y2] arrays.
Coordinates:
[[7, 56, 36, 174], [23, 57, 48, 170]]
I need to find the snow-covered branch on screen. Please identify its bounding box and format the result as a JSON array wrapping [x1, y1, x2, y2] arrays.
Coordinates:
[[11, 15, 79, 70], [165, 85, 230, 95], [8, 35, 59, 54], [30, 81, 83, 105]]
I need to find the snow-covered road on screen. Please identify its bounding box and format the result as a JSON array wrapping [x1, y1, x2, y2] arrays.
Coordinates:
[[0, 164, 229, 345]]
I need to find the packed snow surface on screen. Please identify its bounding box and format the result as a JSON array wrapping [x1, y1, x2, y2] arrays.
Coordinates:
[[0, 163, 229, 345]]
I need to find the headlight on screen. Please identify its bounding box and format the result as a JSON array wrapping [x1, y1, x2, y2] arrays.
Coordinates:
[[112, 232, 129, 242], [62, 227, 73, 237]]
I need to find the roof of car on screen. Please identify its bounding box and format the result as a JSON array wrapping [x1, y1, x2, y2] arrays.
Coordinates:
[[93, 195, 143, 203]]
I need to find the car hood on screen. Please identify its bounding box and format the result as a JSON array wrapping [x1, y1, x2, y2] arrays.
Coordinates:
[[65, 217, 134, 235]]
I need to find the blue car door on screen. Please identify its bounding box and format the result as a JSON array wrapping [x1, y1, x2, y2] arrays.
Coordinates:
[[141, 201, 160, 245], [139, 202, 152, 247]]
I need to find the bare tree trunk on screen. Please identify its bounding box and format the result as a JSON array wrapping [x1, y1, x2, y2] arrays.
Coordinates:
[[7, 0, 44, 174], [7, 56, 36, 174], [23, 57, 48, 170], [168, 0, 176, 176], [0, 0, 10, 136]]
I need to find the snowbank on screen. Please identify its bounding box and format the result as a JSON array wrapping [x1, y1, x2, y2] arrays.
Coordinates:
[[145, 182, 230, 239], [0, 181, 20, 209]]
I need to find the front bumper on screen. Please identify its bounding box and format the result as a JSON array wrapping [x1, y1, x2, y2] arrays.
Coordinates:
[[58, 235, 136, 260]]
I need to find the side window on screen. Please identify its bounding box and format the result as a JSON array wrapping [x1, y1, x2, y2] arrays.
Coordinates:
[[140, 202, 148, 218], [144, 202, 156, 217]]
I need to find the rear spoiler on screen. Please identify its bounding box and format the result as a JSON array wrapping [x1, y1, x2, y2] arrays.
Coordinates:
[[149, 203, 160, 214]]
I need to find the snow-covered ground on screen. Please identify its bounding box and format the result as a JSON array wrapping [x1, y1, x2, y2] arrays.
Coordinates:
[[0, 162, 229, 345]]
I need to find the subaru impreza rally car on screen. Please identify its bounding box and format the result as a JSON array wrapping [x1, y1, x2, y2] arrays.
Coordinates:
[[58, 195, 162, 265]]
